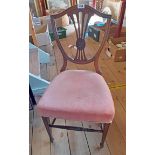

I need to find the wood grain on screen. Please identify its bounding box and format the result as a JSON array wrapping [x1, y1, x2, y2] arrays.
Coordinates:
[[29, 10, 38, 46], [66, 120, 90, 155], [51, 119, 71, 155], [106, 120, 126, 155], [31, 25, 126, 155], [83, 122, 111, 155], [32, 107, 51, 155], [111, 88, 126, 111], [29, 110, 33, 155], [111, 90, 126, 141], [29, 50, 40, 76]]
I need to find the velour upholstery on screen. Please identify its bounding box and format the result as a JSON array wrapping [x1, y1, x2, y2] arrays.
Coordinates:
[[37, 70, 115, 123]]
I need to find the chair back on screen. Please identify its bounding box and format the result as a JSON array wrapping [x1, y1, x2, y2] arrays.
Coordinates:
[[50, 4, 111, 74]]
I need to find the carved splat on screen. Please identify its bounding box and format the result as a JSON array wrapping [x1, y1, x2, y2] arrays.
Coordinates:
[[50, 5, 111, 74]]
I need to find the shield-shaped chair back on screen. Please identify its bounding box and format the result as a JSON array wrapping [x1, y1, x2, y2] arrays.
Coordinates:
[[50, 4, 111, 74]]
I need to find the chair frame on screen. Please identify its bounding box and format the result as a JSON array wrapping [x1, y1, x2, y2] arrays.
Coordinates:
[[50, 4, 111, 74], [42, 117, 110, 148], [42, 4, 112, 148]]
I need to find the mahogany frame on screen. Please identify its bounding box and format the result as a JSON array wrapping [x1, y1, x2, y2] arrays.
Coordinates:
[[42, 4, 112, 149], [50, 4, 111, 74]]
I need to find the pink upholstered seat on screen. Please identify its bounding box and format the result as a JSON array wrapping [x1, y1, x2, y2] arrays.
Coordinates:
[[37, 70, 115, 123]]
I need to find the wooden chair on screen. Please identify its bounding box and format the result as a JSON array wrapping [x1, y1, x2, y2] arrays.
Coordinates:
[[37, 4, 115, 149]]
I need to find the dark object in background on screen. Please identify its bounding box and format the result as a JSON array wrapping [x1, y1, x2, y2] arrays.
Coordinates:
[[88, 25, 100, 42], [49, 27, 67, 41], [29, 84, 36, 110]]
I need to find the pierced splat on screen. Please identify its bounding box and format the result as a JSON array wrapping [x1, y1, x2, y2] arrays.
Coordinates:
[[67, 10, 94, 63], [50, 5, 111, 74]]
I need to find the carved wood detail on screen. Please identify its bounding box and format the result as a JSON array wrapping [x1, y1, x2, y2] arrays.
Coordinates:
[[50, 5, 111, 74]]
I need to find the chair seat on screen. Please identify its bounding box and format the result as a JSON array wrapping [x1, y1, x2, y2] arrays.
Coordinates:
[[37, 70, 115, 123]]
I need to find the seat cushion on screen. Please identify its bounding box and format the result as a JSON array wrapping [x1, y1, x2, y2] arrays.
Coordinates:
[[37, 70, 115, 123]]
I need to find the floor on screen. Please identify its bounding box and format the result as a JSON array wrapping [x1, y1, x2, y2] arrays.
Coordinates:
[[29, 28, 126, 155]]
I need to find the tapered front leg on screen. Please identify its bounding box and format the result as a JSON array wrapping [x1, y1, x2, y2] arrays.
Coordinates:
[[100, 123, 110, 148], [42, 117, 54, 143]]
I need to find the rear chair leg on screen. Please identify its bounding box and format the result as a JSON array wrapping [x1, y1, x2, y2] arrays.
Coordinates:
[[42, 117, 54, 143], [100, 123, 110, 148]]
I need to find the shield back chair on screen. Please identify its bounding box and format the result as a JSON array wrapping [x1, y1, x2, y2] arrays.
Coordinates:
[[37, 4, 115, 148]]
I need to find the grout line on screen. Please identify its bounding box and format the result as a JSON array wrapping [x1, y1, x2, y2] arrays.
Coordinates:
[[114, 91, 126, 112], [81, 122, 92, 155], [31, 109, 34, 155], [105, 140, 112, 155], [50, 141, 52, 155], [102, 61, 126, 111], [65, 120, 72, 155], [104, 61, 125, 83], [50, 117, 52, 155], [113, 119, 126, 143]]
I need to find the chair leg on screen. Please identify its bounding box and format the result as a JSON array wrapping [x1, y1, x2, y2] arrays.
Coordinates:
[[100, 123, 110, 148], [42, 117, 54, 143]]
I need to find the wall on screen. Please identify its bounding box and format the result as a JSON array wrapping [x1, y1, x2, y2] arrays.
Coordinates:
[[103, 0, 122, 21]]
